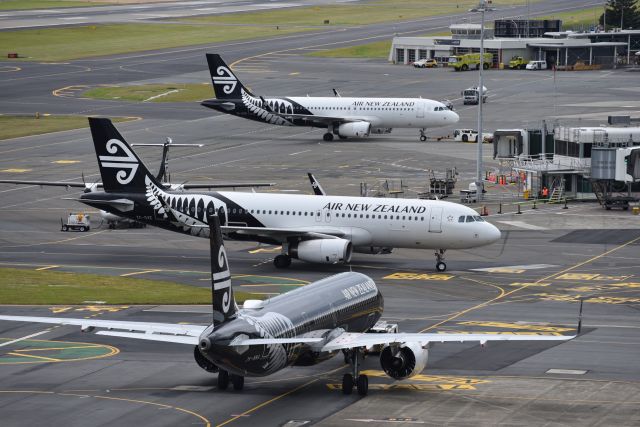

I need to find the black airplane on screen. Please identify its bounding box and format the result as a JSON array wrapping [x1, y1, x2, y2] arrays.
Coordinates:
[[0, 215, 578, 396]]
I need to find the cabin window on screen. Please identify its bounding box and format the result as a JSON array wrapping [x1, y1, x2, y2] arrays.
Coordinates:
[[286, 211, 290, 215], [384, 215, 387, 219], [269, 210, 272, 214], [421, 217, 424, 221]]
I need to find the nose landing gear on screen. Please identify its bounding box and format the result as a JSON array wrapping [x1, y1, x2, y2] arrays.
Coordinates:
[[435, 249, 447, 272], [419, 128, 427, 142]]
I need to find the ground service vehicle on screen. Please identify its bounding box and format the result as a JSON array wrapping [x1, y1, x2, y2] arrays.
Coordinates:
[[449, 53, 492, 71], [462, 86, 488, 105], [413, 58, 438, 68], [61, 213, 90, 232], [509, 56, 529, 69], [453, 129, 492, 143], [526, 60, 547, 70]]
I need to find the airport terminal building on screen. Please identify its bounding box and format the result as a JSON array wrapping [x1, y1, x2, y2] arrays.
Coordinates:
[[389, 20, 638, 69]]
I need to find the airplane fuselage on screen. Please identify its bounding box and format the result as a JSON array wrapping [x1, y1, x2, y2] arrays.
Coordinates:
[[199, 272, 382, 377], [82, 185, 500, 251]]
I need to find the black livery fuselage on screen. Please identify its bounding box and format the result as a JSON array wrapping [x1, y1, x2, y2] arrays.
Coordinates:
[[199, 272, 382, 377]]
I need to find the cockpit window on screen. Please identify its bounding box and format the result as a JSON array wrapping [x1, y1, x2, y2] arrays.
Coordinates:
[[458, 216, 465, 223], [473, 216, 485, 222], [465, 215, 475, 222]]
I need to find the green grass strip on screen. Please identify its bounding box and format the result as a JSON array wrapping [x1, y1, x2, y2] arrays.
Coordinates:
[[82, 83, 214, 103], [0, 0, 111, 11], [0, 267, 256, 305], [0, 115, 134, 141], [1, 23, 310, 62]]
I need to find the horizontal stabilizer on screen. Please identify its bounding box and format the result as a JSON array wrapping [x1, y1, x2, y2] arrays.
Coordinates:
[[96, 331, 198, 345], [229, 337, 324, 346]]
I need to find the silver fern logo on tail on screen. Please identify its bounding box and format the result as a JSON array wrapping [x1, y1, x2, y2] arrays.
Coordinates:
[[213, 66, 237, 95], [99, 139, 139, 185]]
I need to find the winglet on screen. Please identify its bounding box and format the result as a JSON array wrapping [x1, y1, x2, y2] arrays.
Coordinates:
[[333, 88, 341, 97], [307, 173, 326, 196]]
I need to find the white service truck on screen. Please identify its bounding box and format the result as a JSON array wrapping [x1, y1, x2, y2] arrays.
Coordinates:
[[61, 213, 90, 232], [462, 85, 487, 105]]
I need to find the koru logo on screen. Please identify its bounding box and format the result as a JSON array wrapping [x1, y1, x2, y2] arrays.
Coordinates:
[[213, 245, 232, 313], [312, 182, 318, 188], [213, 66, 237, 95], [98, 139, 139, 185]]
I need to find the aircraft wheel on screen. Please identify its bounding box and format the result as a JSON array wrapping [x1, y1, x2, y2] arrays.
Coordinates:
[[342, 373, 354, 395], [323, 133, 334, 142], [217, 370, 229, 390], [356, 374, 368, 396], [436, 261, 447, 272], [273, 254, 292, 269], [420, 135, 427, 142], [231, 374, 244, 391], [338, 135, 348, 140]]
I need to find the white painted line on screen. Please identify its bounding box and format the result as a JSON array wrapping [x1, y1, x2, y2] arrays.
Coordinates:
[[0, 329, 52, 348], [289, 149, 311, 156], [470, 264, 558, 272], [60, 17, 87, 20], [546, 369, 587, 375], [171, 385, 215, 392], [496, 220, 548, 230], [143, 89, 179, 102]]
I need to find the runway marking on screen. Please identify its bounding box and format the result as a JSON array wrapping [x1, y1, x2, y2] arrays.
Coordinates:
[[35, 265, 59, 271], [289, 149, 311, 156], [49, 305, 130, 314], [420, 235, 640, 332], [471, 264, 557, 273], [289, 72, 300, 75], [0, 329, 52, 348], [360, 370, 490, 387], [496, 220, 548, 230], [0, 66, 21, 73], [248, 246, 281, 253], [51, 160, 81, 164], [0, 338, 118, 364], [0, 390, 211, 427], [556, 273, 631, 281], [456, 321, 574, 333], [546, 369, 587, 375], [383, 272, 453, 281], [52, 85, 88, 98], [120, 269, 161, 277], [508, 282, 550, 287], [1, 169, 31, 173]]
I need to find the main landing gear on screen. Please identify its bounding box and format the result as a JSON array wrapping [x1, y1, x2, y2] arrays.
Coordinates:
[[274, 254, 292, 268], [342, 348, 368, 396], [435, 249, 447, 272], [217, 369, 245, 391], [323, 132, 334, 142], [419, 128, 427, 142]]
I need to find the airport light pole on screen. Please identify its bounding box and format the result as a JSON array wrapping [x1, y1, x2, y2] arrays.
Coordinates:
[[470, 0, 495, 201]]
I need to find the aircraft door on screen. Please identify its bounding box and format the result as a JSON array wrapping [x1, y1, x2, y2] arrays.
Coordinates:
[[428, 207, 442, 233], [416, 100, 424, 118], [315, 209, 322, 222], [324, 209, 331, 223]]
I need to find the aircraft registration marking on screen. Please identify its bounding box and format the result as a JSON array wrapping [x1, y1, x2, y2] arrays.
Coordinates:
[[383, 272, 453, 281]]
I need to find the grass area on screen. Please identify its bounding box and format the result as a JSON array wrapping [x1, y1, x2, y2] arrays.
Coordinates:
[[0, 0, 111, 11], [83, 83, 214, 103], [542, 7, 602, 31], [182, 0, 514, 27], [0, 115, 134, 140], [0, 267, 256, 305], [1, 23, 310, 62]]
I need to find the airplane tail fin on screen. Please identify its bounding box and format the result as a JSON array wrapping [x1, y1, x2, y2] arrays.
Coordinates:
[[208, 214, 238, 326], [206, 53, 253, 99], [307, 173, 326, 196], [88, 118, 162, 193]]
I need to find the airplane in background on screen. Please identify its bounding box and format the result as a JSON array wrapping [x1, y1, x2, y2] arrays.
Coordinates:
[[64, 118, 500, 271], [0, 215, 579, 396], [201, 54, 459, 142]]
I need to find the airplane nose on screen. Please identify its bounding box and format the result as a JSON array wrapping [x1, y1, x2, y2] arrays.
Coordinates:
[[486, 223, 501, 243], [450, 111, 460, 123]]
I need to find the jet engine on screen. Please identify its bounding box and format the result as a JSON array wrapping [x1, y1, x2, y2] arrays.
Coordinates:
[[338, 122, 371, 138], [290, 239, 352, 264], [379, 342, 428, 380], [193, 345, 218, 373]]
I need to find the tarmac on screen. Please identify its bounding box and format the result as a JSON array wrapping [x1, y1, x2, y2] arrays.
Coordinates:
[[1, 0, 639, 426]]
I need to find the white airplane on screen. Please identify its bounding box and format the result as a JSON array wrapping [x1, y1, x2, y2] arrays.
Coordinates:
[[74, 118, 500, 272], [201, 54, 460, 142], [0, 215, 579, 396]]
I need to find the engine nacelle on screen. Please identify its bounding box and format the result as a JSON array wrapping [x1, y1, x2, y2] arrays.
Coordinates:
[[290, 239, 352, 264], [353, 246, 393, 255], [380, 342, 428, 380], [193, 345, 218, 373], [338, 122, 371, 138]]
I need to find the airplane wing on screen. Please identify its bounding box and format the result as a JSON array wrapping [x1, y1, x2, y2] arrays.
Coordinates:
[[0, 180, 90, 188], [221, 225, 346, 240], [270, 112, 369, 126], [0, 315, 207, 345], [320, 332, 575, 352], [177, 182, 276, 189]]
